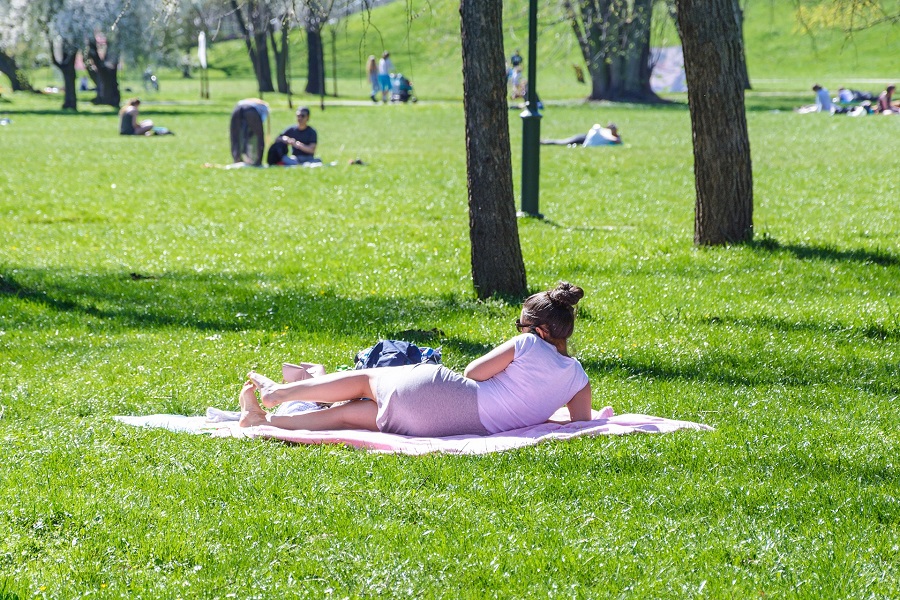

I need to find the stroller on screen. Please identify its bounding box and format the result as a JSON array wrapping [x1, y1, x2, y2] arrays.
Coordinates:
[[390, 74, 417, 103]]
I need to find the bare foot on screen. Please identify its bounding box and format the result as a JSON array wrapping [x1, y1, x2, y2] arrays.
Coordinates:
[[247, 371, 283, 408], [238, 381, 268, 427]]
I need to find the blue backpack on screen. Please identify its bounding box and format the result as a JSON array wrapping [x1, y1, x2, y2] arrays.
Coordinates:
[[354, 340, 441, 370]]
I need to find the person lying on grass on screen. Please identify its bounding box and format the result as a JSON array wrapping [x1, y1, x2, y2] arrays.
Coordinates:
[[541, 122, 622, 147], [239, 281, 593, 436]]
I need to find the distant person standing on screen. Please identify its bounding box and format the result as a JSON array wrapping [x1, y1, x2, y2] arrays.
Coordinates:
[[377, 51, 394, 103], [230, 98, 269, 166], [508, 50, 524, 99], [366, 55, 379, 103]]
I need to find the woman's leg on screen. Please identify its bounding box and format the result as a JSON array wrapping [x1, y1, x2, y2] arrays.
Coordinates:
[[135, 121, 154, 135], [248, 369, 380, 408], [238, 381, 378, 430]]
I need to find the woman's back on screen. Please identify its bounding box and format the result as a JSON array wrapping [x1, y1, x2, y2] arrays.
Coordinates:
[[475, 333, 588, 433], [119, 107, 137, 135]]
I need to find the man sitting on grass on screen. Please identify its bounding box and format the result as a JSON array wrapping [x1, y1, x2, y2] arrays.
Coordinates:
[[275, 106, 319, 166]]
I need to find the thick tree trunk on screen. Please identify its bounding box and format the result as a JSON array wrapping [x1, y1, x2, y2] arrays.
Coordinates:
[[50, 42, 78, 110], [271, 28, 290, 94], [0, 50, 35, 92], [86, 39, 120, 108], [231, 0, 274, 93], [254, 30, 274, 91], [675, 0, 753, 245], [567, 0, 663, 103], [304, 27, 325, 96], [460, 0, 527, 298]]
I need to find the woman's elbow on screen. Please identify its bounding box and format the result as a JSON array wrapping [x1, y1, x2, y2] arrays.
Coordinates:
[[463, 362, 490, 381]]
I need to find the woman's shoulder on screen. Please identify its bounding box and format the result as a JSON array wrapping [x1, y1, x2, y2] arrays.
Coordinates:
[[514, 333, 561, 357]]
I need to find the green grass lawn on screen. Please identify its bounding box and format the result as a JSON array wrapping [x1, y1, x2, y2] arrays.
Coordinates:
[[2, 84, 898, 598], [1, 2, 899, 597]]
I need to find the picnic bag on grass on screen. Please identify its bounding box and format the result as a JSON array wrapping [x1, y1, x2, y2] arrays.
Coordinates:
[[354, 340, 441, 370]]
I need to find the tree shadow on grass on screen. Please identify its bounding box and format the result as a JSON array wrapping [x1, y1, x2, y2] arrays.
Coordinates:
[[750, 236, 900, 267], [697, 313, 900, 342], [581, 293, 899, 396], [0, 267, 507, 360], [3, 267, 897, 396], [529, 217, 636, 232], [0, 106, 231, 118], [580, 351, 898, 398]]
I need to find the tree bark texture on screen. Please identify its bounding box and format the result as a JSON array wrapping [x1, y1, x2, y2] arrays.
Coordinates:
[[254, 30, 274, 91], [304, 27, 325, 95], [271, 28, 290, 94], [460, 0, 527, 299], [733, 1, 751, 90], [676, 0, 753, 245], [50, 42, 78, 110], [0, 50, 34, 92], [86, 38, 120, 108], [564, 0, 662, 103], [231, 0, 274, 93]]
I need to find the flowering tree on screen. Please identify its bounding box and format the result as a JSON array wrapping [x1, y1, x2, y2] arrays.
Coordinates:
[[4, 0, 173, 109], [0, 0, 38, 92], [563, 0, 663, 102]]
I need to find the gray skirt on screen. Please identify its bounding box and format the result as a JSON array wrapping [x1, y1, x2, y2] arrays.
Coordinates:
[[373, 363, 490, 437]]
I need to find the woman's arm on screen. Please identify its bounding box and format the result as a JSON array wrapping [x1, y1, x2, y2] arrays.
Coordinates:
[[566, 382, 592, 422], [463, 338, 517, 381]]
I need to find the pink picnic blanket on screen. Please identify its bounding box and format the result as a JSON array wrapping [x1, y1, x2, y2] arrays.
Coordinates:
[[115, 363, 712, 454], [114, 406, 713, 456]]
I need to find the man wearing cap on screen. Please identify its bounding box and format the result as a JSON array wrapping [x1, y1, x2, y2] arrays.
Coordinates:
[[277, 107, 318, 165]]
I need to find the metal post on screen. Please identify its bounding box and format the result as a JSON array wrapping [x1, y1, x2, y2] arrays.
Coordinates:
[[519, 0, 542, 219]]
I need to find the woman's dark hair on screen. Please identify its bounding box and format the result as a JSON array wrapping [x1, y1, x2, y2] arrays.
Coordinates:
[[119, 97, 140, 116], [520, 281, 584, 340]]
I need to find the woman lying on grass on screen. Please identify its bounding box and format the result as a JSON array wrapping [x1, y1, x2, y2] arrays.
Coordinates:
[[240, 282, 592, 436]]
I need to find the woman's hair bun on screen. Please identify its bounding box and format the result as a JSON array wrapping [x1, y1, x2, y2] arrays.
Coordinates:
[[548, 281, 584, 307]]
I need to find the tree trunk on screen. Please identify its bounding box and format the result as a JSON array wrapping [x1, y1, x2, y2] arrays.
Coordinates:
[[0, 50, 35, 92], [230, 0, 274, 93], [86, 38, 120, 107], [50, 42, 78, 110], [733, 0, 751, 90], [566, 0, 663, 103], [304, 27, 325, 96], [271, 27, 290, 94], [460, 0, 527, 298], [675, 0, 753, 245], [254, 30, 274, 91]]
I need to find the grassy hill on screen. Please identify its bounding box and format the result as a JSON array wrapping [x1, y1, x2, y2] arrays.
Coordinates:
[[17, 0, 897, 102], [196, 0, 900, 101]]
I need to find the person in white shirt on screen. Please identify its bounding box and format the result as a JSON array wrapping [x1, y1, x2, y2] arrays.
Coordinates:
[[541, 122, 622, 147], [237, 282, 592, 436], [377, 51, 394, 103]]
